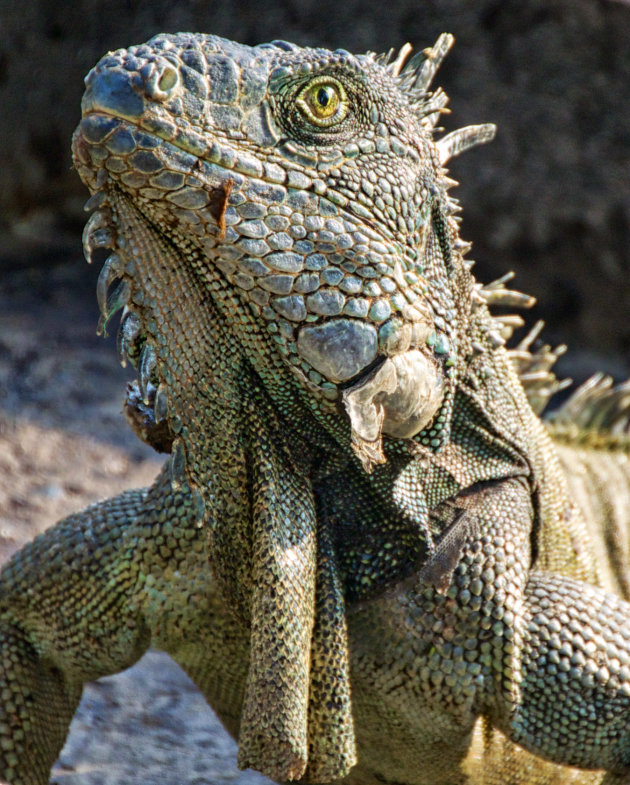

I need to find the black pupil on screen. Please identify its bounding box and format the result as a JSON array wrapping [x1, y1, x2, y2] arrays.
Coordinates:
[[317, 86, 332, 107]]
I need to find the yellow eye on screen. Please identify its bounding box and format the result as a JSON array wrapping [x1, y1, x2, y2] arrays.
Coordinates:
[[297, 78, 348, 127]]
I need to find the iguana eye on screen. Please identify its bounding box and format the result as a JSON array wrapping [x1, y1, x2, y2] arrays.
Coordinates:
[[296, 77, 348, 126]]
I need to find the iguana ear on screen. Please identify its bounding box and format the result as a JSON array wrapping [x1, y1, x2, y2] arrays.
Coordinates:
[[373, 35, 497, 161]]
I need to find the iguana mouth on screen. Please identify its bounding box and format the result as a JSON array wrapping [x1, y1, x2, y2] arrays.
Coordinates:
[[81, 175, 445, 471]]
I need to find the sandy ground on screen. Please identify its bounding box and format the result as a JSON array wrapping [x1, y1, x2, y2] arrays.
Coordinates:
[[0, 259, 271, 785]]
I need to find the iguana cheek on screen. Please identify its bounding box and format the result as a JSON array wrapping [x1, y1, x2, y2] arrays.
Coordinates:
[[295, 311, 435, 384], [296, 319, 379, 383], [375, 350, 445, 440], [294, 310, 444, 473]]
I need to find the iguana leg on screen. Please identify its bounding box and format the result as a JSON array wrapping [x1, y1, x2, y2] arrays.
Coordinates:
[[427, 479, 630, 775], [0, 485, 153, 784], [502, 572, 630, 774], [348, 476, 630, 782], [347, 477, 534, 784]]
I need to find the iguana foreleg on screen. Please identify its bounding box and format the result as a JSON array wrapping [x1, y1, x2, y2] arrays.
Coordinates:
[[0, 486, 153, 785], [508, 572, 630, 772], [348, 476, 630, 782]]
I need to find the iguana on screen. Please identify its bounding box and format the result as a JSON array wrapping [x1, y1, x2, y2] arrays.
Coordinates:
[[1, 30, 630, 785]]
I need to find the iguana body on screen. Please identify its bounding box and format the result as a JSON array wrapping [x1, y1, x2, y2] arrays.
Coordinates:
[[1, 32, 630, 785]]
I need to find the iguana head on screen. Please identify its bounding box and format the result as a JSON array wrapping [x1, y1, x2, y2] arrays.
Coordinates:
[[73, 33, 495, 469]]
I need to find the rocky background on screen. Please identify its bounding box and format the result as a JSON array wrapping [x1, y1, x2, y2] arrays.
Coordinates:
[[0, 1, 628, 783]]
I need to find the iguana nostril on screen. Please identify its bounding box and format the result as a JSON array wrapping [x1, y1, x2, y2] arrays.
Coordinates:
[[135, 61, 180, 101], [146, 64, 180, 101], [157, 65, 179, 94]]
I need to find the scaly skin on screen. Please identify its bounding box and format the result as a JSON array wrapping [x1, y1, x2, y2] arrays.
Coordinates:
[[1, 32, 630, 785]]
